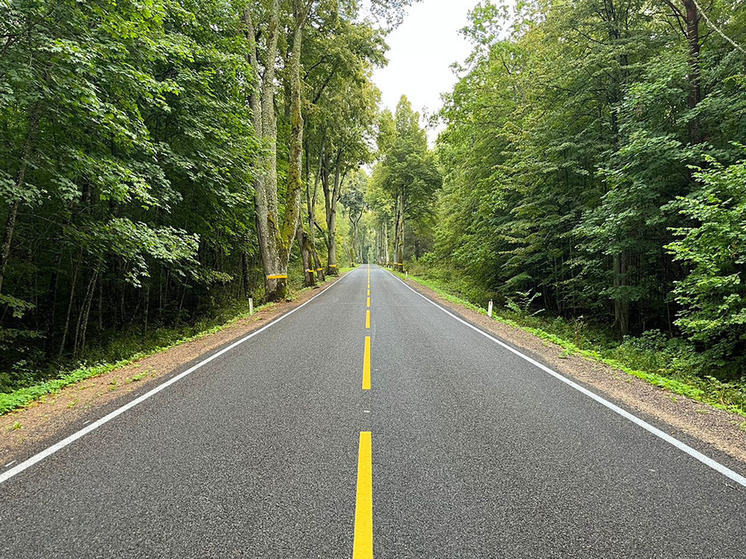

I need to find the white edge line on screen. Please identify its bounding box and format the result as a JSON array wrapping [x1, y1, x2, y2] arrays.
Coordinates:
[[385, 269, 746, 489], [0, 271, 354, 485]]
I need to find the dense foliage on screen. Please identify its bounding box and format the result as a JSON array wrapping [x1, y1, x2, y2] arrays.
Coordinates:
[[0, 0, 396, 391], [368, 96, 441, 270], [429, 0, 746, 377]]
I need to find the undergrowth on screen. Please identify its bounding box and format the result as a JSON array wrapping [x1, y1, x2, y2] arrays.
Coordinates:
[[0, 267, 351, 415]]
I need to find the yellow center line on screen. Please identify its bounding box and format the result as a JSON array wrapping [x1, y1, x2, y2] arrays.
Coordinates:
[[363, 336, 371, 390], [353, 432, 373, 559], [366, 310, 371, 329], [367, 296, 370, 308], [367, 289, 370, 296]]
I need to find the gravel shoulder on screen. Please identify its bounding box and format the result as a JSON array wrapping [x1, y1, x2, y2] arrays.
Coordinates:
[[401, 275, 746, 471], [0, 275, 346, 467]]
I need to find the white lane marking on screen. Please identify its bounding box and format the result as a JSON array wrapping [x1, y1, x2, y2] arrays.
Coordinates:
[[4, 461, 16, 468], [385, 270, 746, 489], [0, 271, 355, 485]]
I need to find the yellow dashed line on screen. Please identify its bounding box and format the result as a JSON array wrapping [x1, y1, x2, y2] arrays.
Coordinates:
[[363, 336, 371, 390], [353, 432, 373, 559]]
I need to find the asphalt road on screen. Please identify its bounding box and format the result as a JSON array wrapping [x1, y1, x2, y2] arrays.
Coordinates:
[[1, 265, 745, 558]]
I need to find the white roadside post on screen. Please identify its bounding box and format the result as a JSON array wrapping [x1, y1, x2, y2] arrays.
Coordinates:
[[249, 297, 254, 316], [488, 299, 493, 318]]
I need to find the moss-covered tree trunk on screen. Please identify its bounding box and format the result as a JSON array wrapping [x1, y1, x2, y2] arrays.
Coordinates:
[[246, 0, 309, 301], [324, 150, 345, 276]]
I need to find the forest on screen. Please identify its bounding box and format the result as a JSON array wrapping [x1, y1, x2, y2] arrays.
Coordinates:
[[408, 0, 746, 389], [0, 0, 411, 393], [1, 0, 745, 403]]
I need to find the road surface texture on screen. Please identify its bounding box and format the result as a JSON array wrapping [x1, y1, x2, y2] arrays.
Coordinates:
[[1, 265, 744, 558]]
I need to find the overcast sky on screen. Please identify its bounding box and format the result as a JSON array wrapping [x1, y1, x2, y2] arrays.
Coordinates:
[[372, 0, 482, 142]]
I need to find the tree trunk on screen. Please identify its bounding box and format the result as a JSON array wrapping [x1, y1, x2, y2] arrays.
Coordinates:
[[393, 194, 405, 272], [392, 197, 400, 268], [74, 262, 100, 358], [59, 255, 81, 358], [327, 207, 338, 275], [306, 134, 326, 281], [0, 107, 40, 295], [383, 221, 389, 265], [325, 150, 345, 276], [613, 252, 630, 337], [241, 251, 251, 298], [141, 284, 150, 342], [683, 0, 702, 144], [279, 5, 308, 272], [46, 247, 64, 351], [247, 1, 309, 301], [297, 225, 315, 287], [0, 200, 20, 296], [349, 218, 358, 266], [396, 205, 405, 273], [246, 1, 287, 301], [620, 253, 630, 336]]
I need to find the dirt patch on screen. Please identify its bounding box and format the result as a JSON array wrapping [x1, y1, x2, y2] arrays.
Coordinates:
[[404, 278, 746, 470], [0, 275, 346, 467]]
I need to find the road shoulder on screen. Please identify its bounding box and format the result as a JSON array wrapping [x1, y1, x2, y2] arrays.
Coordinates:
[[0, 275, 347, 467], [399, 274, 746, 471]]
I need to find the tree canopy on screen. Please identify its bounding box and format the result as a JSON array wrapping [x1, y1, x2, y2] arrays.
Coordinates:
[[426, 0, 746, 375]]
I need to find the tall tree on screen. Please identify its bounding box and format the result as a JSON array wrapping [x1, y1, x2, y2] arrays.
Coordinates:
[[374, 97, 441, 271]]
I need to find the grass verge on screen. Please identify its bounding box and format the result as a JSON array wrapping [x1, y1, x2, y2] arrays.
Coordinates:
[[394, 270, 746, 418]]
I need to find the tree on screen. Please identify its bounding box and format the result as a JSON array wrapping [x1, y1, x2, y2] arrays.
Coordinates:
[[247, 0, 413, 294], [430, 0, 746, 355], [0, 0, 257, 382], [340, 171, 368, 265], [667, 155, 746, 372], [374, 97, 441, 271]]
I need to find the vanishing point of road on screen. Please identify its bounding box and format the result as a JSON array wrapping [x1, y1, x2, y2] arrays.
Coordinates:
[[1, 265, 745, 558]]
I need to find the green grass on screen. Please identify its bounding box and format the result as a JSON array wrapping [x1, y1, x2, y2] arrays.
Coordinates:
[[395, 270, 746, 418], [0, 270, 350, 416]]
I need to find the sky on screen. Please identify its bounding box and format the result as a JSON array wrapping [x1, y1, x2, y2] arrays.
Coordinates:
[[371, 0, 482, 143]]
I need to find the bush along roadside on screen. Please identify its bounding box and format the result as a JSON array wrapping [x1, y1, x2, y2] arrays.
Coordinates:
[[393, 270, 746, 419], [0, 269, 353, 416]]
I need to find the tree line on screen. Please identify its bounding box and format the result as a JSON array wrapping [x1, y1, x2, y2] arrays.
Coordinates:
[[0, 0, 410, 390], [417, 0, 746, 376]]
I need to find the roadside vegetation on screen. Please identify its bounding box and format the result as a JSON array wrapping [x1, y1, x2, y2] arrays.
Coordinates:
[[399, 266, 746, 418], [0, 265, 353, 415], [3, 0, 745, 418], [0, 0, 405, 395], [365, 1, 745, 414]]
